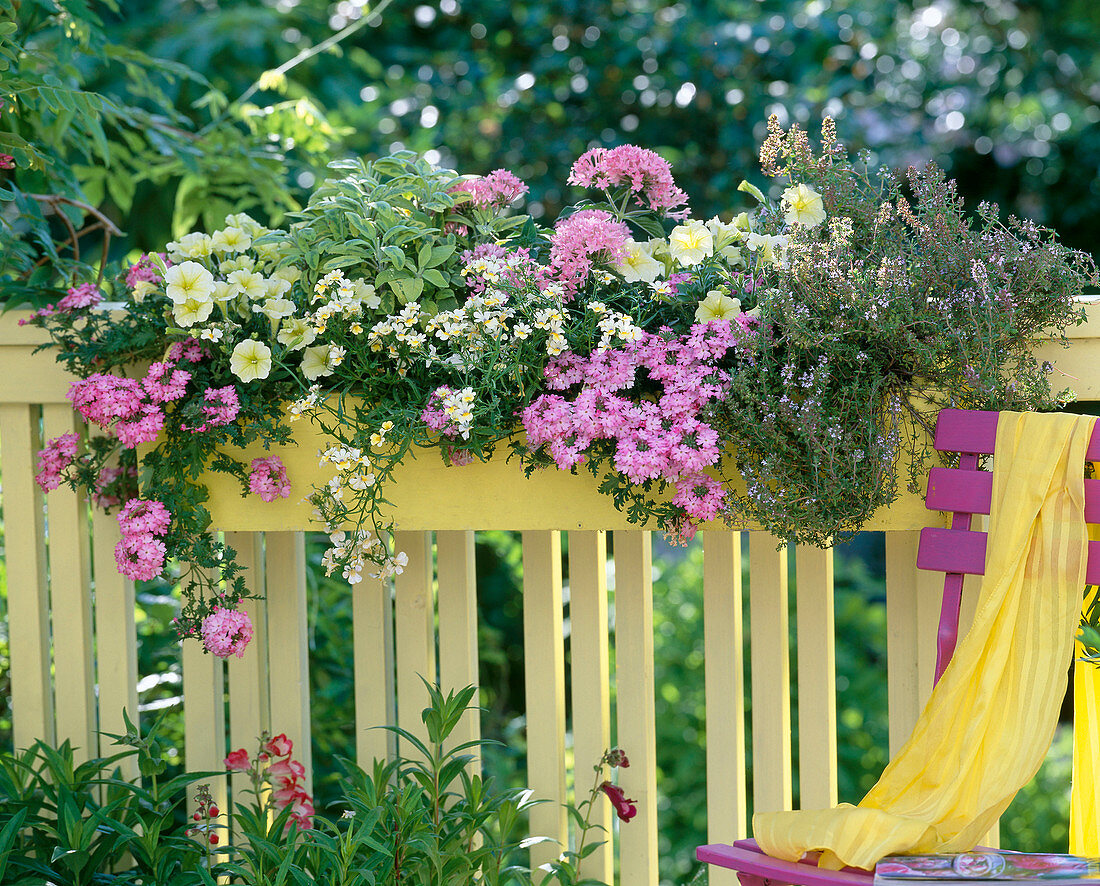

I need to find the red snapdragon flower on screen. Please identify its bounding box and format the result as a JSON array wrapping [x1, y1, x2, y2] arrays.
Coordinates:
[[265, 733, 293, 756], [224, 748, 251, 771], [599, 781, 637, 822]]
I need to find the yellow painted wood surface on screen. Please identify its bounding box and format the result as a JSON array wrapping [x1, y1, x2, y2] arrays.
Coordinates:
[[568, 530, 613, 884], [436, 530, 480, 771], [1, 403, 54, 750], [795, 545, 838, 810], [354, 570, 396, 767], [702, 531, 747, 886], [226, 532, 270, 802], [521, 530, 568, 873], [91, 507, 139, 782], [393, 530, 435, 753], [613, 530, 659, 886], [264, 532, 312, 791], [182, 615, 228, 856], [41, 405, 96, 761], [748, 532, 792, 814]]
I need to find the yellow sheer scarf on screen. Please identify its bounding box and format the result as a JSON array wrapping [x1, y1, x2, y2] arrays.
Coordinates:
[[753, 411, 1097, 870]]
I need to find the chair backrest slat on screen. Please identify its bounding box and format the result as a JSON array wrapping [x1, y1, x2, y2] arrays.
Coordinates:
[[920, 410, 1100, 686]]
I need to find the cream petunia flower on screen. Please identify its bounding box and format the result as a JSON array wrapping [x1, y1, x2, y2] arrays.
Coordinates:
[[782, 183, 826, 228], [301, 344, 338, 380], [668, 220, 715, 267], [695, 291, 742, 323], [164, 261, 215, 304], [210, 226, 252, 253], [172, 294, 214, 327], [615, 240, 665, 283], [254, 297, 296, 320], [227, 269, 267, 301], [277, 317, 317, 351], [167, 232, 212, 262], [230, 340, 272, 382]]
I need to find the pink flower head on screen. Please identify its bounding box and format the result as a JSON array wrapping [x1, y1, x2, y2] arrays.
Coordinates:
[[265, 733, 294, 757], [35, 433, 80, 492], [0, 154, 14, 170], [568, 145, 689, 219], [113, 534, 167, 581], [126, 253, 167, 288], [268, 757, 306, 782], [450, 169, 528, 210], [117, 498, 172, 537], [225, 748, 252, 771], [200, 606, 254, 658], [599, 781, 637, 822], [57, 283, 103, 312], [201, 386, 240, 428], [142, 362, 192, 403], [549, 209, 631, 295], [249, 456, 291, 502]]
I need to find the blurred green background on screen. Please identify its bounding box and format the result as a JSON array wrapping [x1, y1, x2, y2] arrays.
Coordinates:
[[1, 0, 1094, 882]]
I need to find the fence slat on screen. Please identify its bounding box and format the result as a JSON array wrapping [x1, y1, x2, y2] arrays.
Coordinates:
[[41, 406, 95, 760], [522, 530, 567, 873], [91, 507, 138, 782], [568, 530, 613, 884], [436, 530, 480, 770], [703, 530, 746, 886], [394, 530, 435, 751], [355, 570, 395, 767], [795, 545, 837, 810], [748, 532, 792, 814], [265, 531, 312, 791], [226, 532, 269, 800], [884, 531, 942, 755], [183, 610, 227, 847], [1, 403, 53, 750], [613, 529, 658, 886]]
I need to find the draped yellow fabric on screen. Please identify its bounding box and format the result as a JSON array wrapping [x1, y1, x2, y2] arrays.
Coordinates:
[[753, 411, 1097, 871]]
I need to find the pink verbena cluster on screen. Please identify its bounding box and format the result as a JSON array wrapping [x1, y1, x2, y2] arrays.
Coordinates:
[[421, 386, 463, 437], [201, 606, 254, 658], [114, 498, 171, 581], [567, 145, 690, 219], [523, 319, 756, 532], [125, 253, 167, 288], [168, 339, 206, 363], [548, 209, 631, 296], [224, 733, 315, 831], [450, 169, 528, 210], [34, 433, 80, 492], [57, 283, 103, 312], [184, 386, 240, 432], [69, 357, 197, 448], [249, 456, 291, 502]]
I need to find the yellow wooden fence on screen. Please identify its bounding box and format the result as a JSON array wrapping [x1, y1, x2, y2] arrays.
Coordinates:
[[1, 309, 1099, 885]]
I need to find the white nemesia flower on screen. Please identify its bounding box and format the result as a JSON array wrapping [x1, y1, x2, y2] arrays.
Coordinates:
[[164, 261, 215, 303], [230, 340, 272, 382]]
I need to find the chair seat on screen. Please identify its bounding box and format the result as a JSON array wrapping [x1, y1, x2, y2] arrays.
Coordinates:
[[696, 839, 873, 886]]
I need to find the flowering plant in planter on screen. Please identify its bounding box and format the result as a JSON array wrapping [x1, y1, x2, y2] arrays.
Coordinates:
[[27, 118, 1096, 656]]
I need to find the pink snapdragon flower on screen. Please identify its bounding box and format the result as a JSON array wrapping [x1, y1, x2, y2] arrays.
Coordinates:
[[249, 456, 291, 502], [450, 169, 528, 210], [200, 606, 254, 658], [548, 209, 631, 296], [568, 145, 690, 219], [35, 433, 80, 492]]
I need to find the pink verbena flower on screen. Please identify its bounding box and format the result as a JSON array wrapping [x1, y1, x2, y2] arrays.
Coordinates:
[[450, 169, 528, 210], [568, 145, 690, 219], [201, 607, 254, 658], [57, 283, 103, 312], [35, 433, 80, 492], [142, 362, 192, 403], [93, 463, 136, 509], [114, 534, 167, 581], [126, 253, 167, 288], [201, 386, 240, 427], [548, 209, 631, 296], [118, 498, 172, 536], [249, 456, 291, 502]]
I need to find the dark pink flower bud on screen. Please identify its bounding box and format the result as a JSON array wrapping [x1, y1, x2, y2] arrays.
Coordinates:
[[599, 781, 637, 822]]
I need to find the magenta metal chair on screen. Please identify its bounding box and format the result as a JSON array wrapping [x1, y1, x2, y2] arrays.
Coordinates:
[[697, 409, 1100, 885]]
